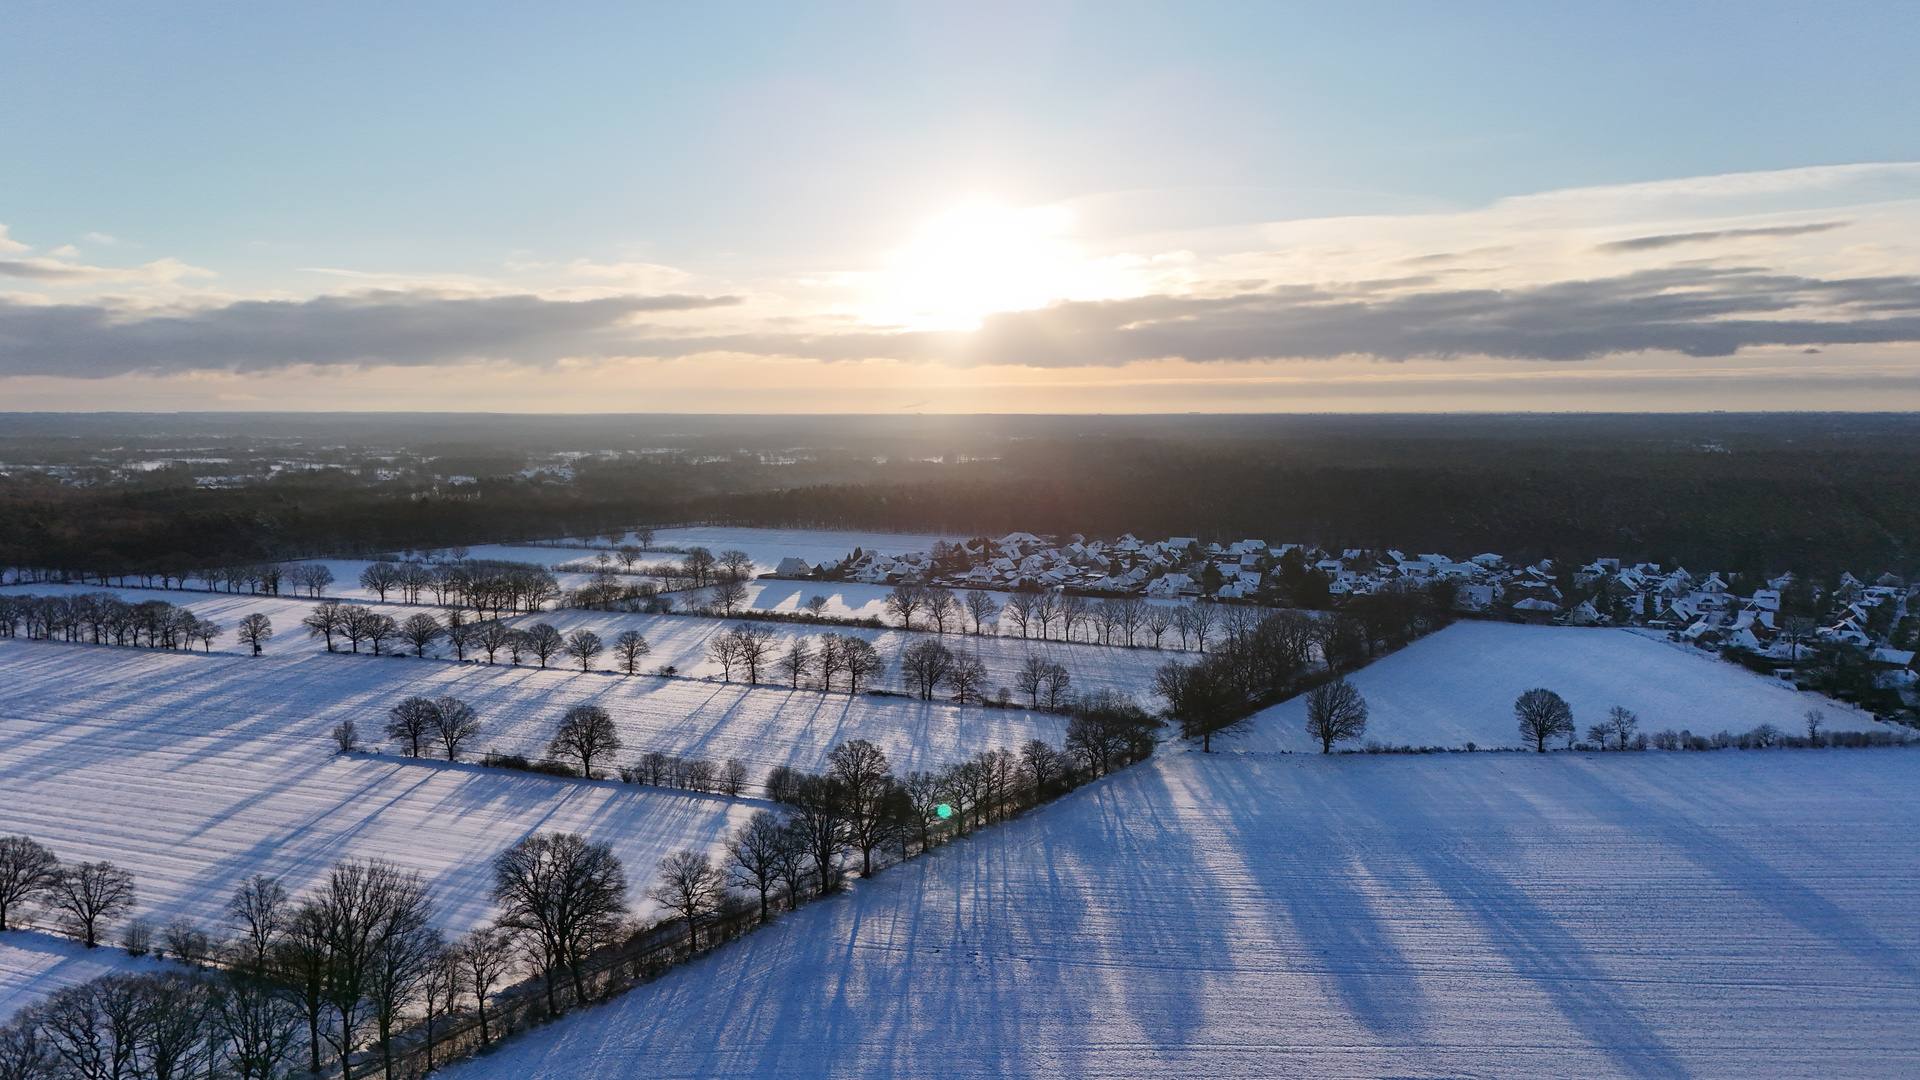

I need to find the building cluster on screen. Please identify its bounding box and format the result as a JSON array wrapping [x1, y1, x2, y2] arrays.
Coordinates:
[[773, 532, 1918, 685]]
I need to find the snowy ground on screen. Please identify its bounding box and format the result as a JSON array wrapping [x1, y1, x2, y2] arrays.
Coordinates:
[[1245, 621, 1888, 753], [0, 583, 1185, 703], [0, 638, 1066, 1014], [447, 746, 1920, 1080], [0, 932, 178, 1019]]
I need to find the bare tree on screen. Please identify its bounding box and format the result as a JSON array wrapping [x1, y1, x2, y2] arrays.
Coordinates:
[[1041, 661, 1072, 711], [901, 639, 956, 700], [1003, 593, 1037, 638], [525, 623, 565, 669], [398, 613, 443, 657], [194, 617, 222, 652], [1305, 678, 1369, 753], [1606, 705, 1640, 750], [564, 629, 604, 672], [883, 584, 924, 629], [365, 894, 440, 1080], [431, 696, 482, 761], [732, 625, 777, 684], [1515, 687, 1574, 752], [1157, 660, 1244, 752], [648, 851, 726, 950], [302, 601, 347, 652], [924, 587, 960, 633], [1092, 599, 1121, 644], [441, 619, 473, 664], [331, 720, 358, 753], [843, 637, 884, 693], [1143, 604, 1175, 648], [829, 740, 894, 877], [814, 633, 845, 691], [454, 927, 515, 1049], [1015, 652, 1053, 708], [802, 594, 829, 620], [725, 811, 786, 923], [1187, 603, 1217, 652], [417, 945, 462, 1074], [963, 590, 998, 634], [1804, 707, 1825, 741], [548, 704, 620, 777], [0, 834, 59, 931], [711, 578, 749, 616], [237, 612, 273, 656], [210, 967, 305, 1080], [1020, 739, 1065, 793], [946, 653, 988, 704], [306, 859, 431, 1075], [474, 620, 511, 664], [718, 758, 749, 796], [776, 637, 815, 688], [359, 562, 403, 602], [1114, 597, 1149, 646], [717, 549, 755, 583], [613, 629, 650, 674], [788, 777, 849, 896], [52, 861, 135, 947], [226, 873, 289, 974], [492, 833, 627, 1011], [385, 697, 438, 758], [706, 628, 743, 680], [1034, 591, 1064, 640]]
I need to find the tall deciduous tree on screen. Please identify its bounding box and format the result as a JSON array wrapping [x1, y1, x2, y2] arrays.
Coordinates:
[[647, 851, 725, 949], [52, 861, 135, 947], [237, 612, 273, 656], [548, 704, 620, 777], [491, 834, 627, 1011], [1515, 688, 1574, 752], [0, 835, 59, 931], [1305, 677, 1369, 754]]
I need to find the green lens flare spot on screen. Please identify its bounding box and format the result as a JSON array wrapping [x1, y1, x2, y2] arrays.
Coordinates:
[[936, 803, 953, 819]]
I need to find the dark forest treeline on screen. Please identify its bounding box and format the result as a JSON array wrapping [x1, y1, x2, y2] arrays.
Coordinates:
[[6, 414, 1920, 578]]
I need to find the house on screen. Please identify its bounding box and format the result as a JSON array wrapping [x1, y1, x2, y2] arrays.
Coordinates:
[[774, 557, 814, 577], [1146, 573, 1197, 597]]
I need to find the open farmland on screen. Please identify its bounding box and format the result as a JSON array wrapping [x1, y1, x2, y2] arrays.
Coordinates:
[[0, 636, 1067, 1013], [447, 747, 1920, 1080], [1246, 621, 1889, 753]]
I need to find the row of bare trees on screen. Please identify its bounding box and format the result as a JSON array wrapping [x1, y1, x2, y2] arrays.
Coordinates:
[[707, 627, 886, 692], [0, 593, 241, 654]]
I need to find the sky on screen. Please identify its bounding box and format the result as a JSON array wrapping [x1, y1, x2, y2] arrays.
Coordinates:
[[3, 1, 1920, 413]]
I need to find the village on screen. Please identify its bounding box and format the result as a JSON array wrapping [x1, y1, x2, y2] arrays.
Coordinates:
[[773, 531, 1919, 714]]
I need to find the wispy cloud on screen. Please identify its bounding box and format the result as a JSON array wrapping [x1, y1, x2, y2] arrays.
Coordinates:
[[1595, 222, 1848, 253], [0, 256, 212, 284]]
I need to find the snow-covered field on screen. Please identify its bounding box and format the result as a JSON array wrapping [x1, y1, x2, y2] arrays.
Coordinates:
[[0, 638, 1066, 1015], [0, 932, 177, 1019], [1245, 621, 1889, 753], [448, 746, 1920, 1080]]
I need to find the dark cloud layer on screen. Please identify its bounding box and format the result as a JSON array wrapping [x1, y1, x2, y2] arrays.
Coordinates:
[[5, 268, 1920, 376], [642, 267, 1920, 367], [0, 291, 737, 376]]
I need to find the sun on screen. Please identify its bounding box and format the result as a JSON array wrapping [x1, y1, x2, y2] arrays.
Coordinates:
[[864, 199, 1122, 331]]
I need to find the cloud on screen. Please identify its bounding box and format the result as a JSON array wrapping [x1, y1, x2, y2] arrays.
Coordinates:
[[1595, 222, 1849, 253], [613, 267, 1920, 367], [0, 290, 739, 377], [0, 225, 27, 254], [7, 268, 1920, 377], [0, 256, 212, 283]]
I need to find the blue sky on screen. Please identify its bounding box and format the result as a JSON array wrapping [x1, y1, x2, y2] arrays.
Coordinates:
[[3, 1, 1919, 411]]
